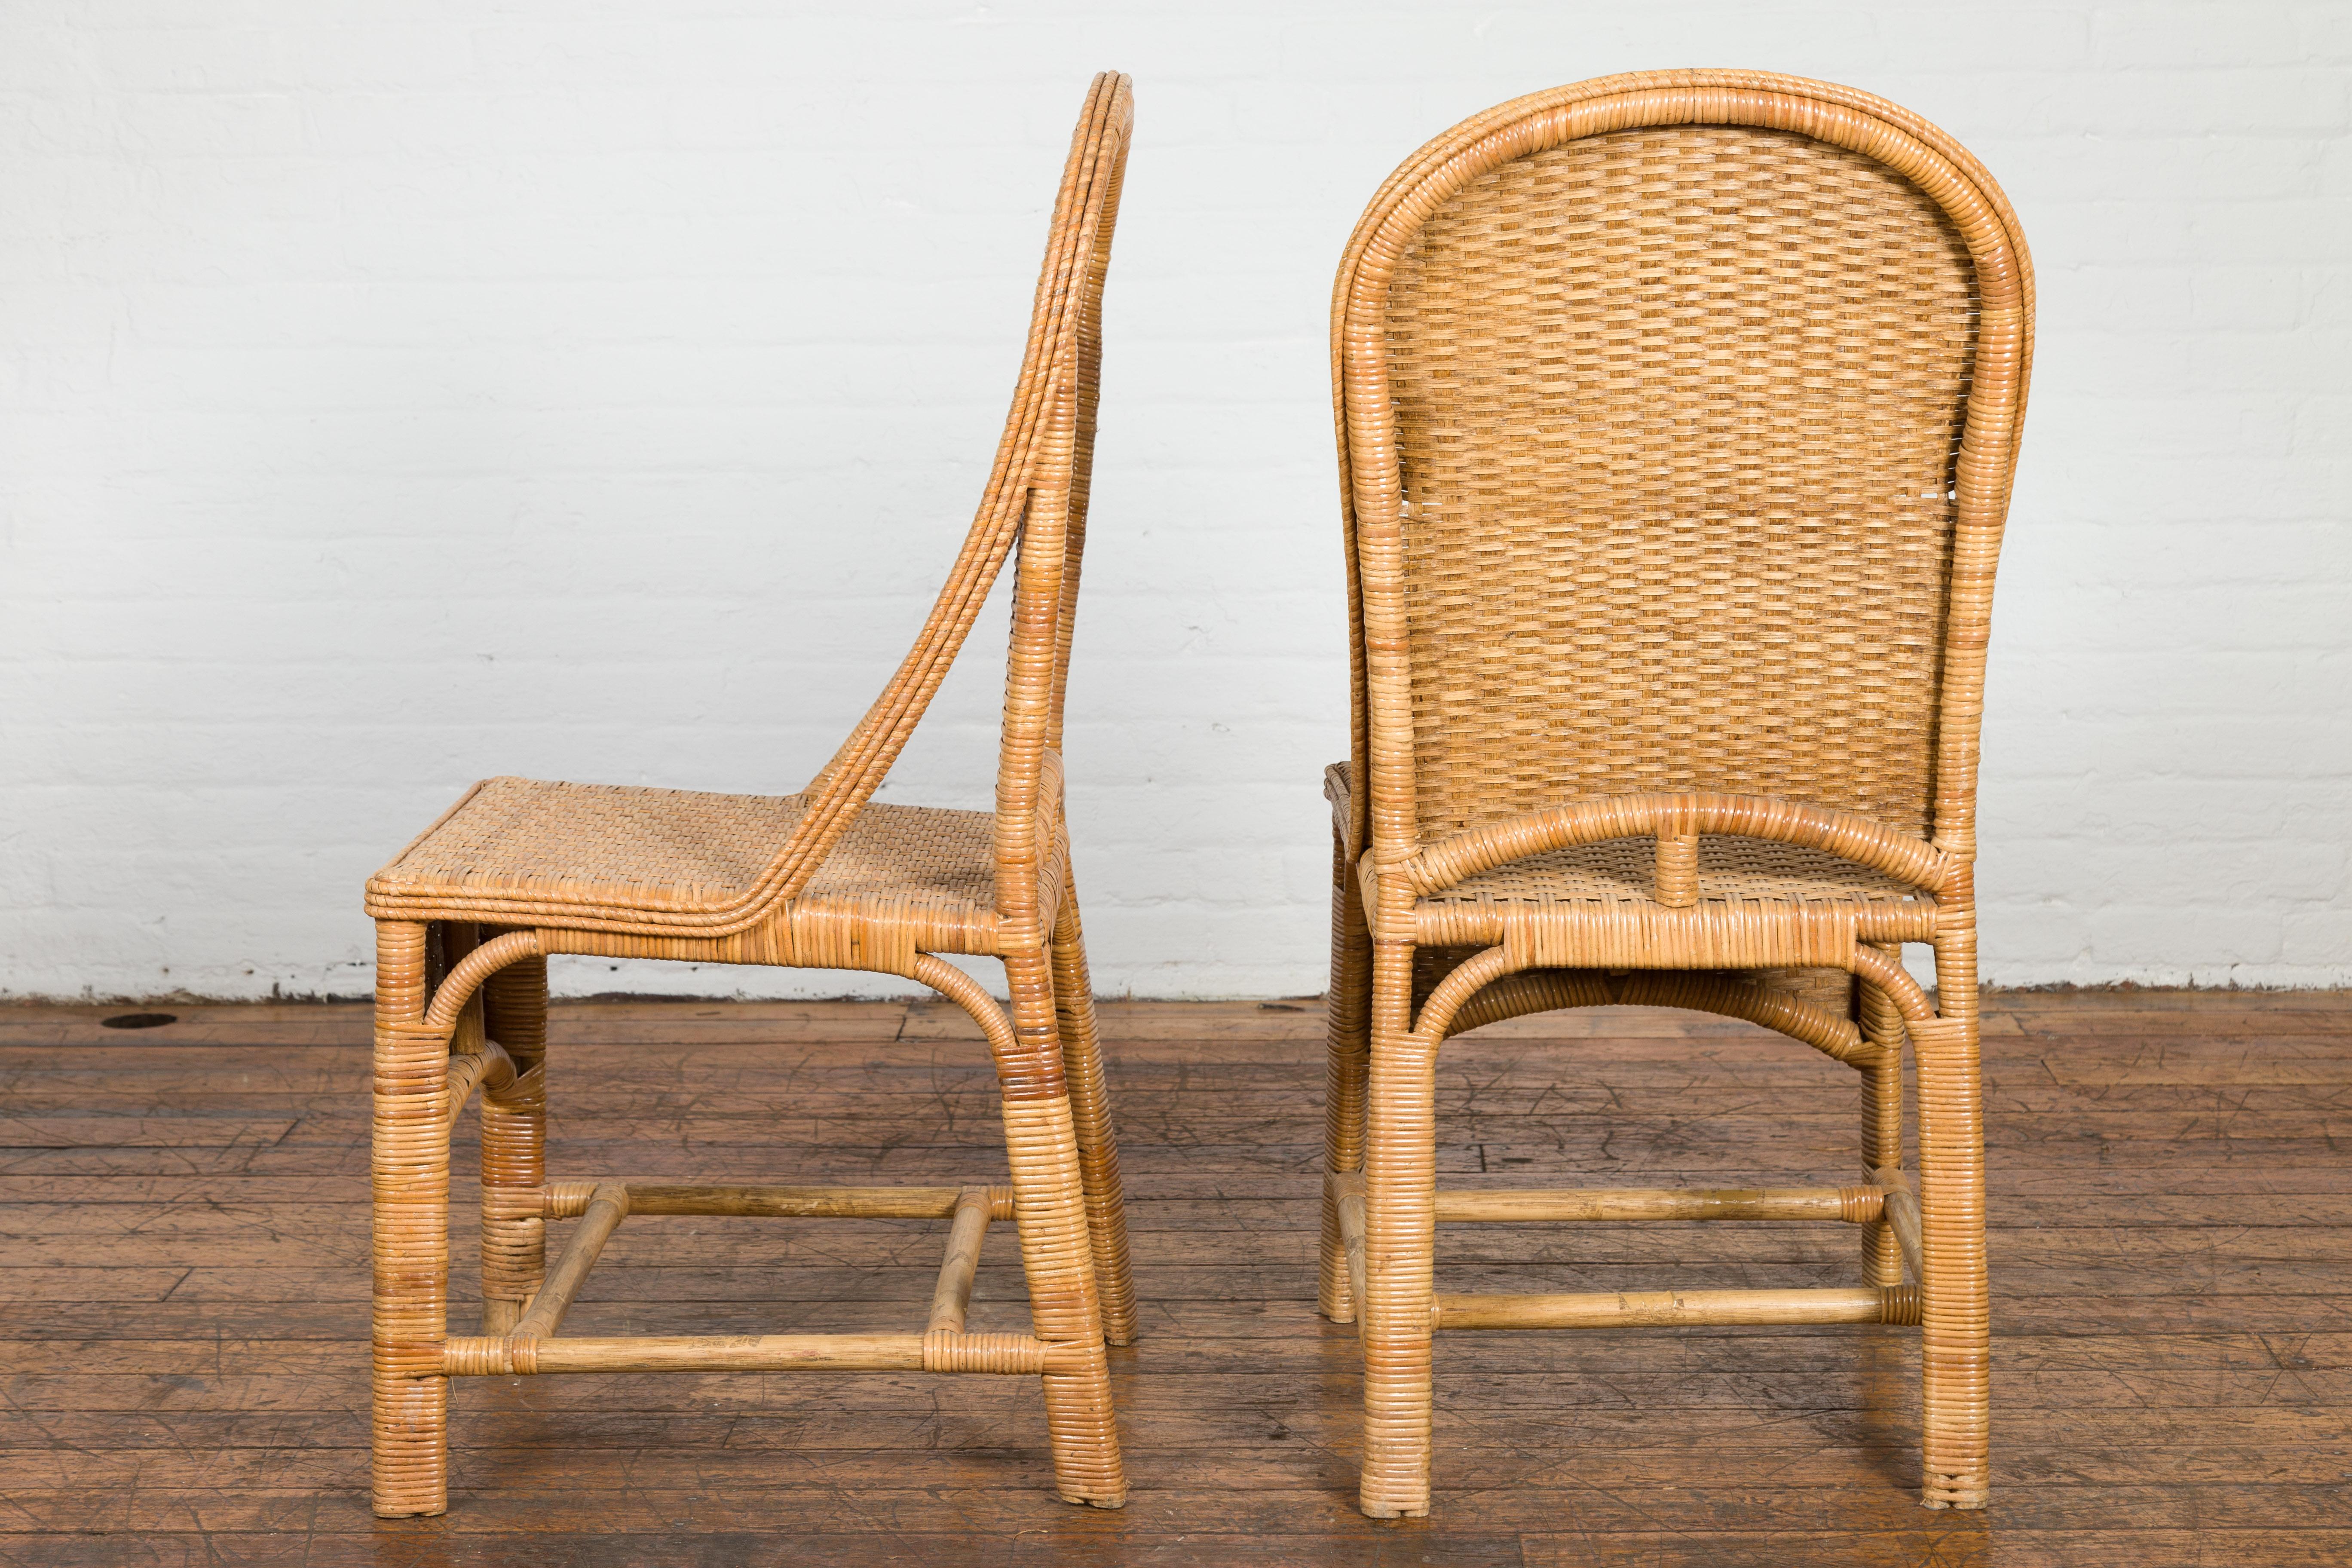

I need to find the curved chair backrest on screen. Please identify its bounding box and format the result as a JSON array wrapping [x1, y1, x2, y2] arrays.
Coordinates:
[[1333, 71, 2032, 873], [735, 73, 1133, 932]]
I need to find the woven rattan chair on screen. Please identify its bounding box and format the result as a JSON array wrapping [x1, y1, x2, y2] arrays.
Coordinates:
[[1315, 70, 2033, 1516], [362, 73, 1135, 1518]]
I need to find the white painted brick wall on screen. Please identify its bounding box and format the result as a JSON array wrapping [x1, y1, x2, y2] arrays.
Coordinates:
[[1, 2, 2345, 999]]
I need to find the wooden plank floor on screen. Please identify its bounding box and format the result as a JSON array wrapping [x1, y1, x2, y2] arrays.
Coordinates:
[[5, 991, 2351, 1565]]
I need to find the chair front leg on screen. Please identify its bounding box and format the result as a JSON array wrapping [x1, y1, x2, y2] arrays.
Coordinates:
[[999, 947, 1127, 1508], [480, 952, 550, 1333], [1320, 830, 1372, 1321], [1358, 937, 1435, 1519], [1049, 872, 1136, 1346], [1916, 930, 1990, 1509], [1858, 948, 1907, 1289], [371, 919, 453, 1517]]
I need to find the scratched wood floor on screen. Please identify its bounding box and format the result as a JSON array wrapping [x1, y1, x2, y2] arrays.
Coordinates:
[[5, 991, 2351, 1566]]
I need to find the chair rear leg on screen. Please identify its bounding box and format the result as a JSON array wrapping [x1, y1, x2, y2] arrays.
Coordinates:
[[1858, 950, 1907, 1289], [1359, 937, 1434, 1519], [1320, 830, 1372, 1321], [480, 952, 550, 1334], [1000, 948, 1127, 1508], [1916, 933, 1990, 1509], [1048, 871, 1136, 1346], [371, 919, 453, 1518]]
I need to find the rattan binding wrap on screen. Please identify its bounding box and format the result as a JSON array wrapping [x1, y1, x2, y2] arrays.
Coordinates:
[[1317, 70, 2031, 1518], [366, 74, 1136, 1519]]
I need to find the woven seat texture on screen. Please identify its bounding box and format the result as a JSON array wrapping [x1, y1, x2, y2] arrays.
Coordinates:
[[371, 777, 998, 928], [1427, 836, 1923, 911]]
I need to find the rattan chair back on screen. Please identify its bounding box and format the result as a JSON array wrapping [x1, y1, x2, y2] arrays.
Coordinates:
[[1333, 70, 2032, 864], [744, 73, 1130, 929]]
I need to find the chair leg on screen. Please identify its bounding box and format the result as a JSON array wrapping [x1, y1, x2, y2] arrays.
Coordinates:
[[480, 952, 550, 1334], [1858, 949, 1907, 1289], [999, 948, 1126, 1508], [1359, 938, 1434, 1518], [1320, 830, 1372, 1322], [1048, 871, 1137, 1347], [371, 919, 452, 1518], [1916, 932, 1990, 1509]]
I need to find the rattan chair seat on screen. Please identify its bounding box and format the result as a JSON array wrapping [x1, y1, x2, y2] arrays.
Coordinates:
[[1395, 832, 1940, 955], [1427, 836, 1930, 909], [367, 775, 1009, 940]]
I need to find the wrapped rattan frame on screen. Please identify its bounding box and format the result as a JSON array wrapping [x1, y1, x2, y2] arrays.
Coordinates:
[[368, 74, 1137, 1522], [1320, 70, 2034, 1521]]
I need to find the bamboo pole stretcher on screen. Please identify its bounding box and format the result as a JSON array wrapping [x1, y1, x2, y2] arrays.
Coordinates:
[[441, 1329, 1088, 1378], [1868, 1165, 1926, 1282], [929, 1188, 999, 1333], [1435, 1186, 1886, 1224], [441, 1178, 1056, 1380], [1325, 1171, 1898, 1332], [511, 1182, 628, 1339], [1436, 1285, 1921, 1331], [444, 1334, 929, 1375], [543, 1182, 1016, 1221], [536, 1334, 924, 1372]]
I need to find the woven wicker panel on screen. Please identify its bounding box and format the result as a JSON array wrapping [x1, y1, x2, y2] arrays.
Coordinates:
[[1384, 124, 1978, 842], [1747, 964, 1861, 1018], [1407, 944, 1856, 1020], [1423, 836, 1926, 910], [375, 777, 994, 915]]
